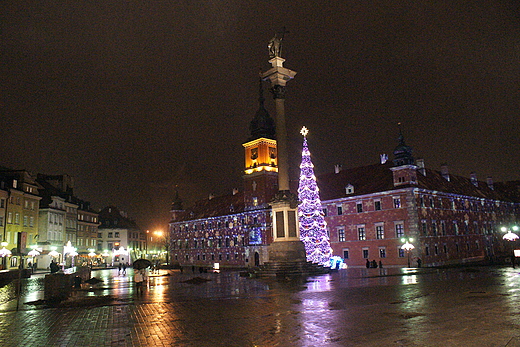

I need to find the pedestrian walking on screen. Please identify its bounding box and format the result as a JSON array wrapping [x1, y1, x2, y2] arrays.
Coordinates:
[[118, 263, 122, 274], [366, 259, 370, 268], [134, 269, 144, 295], [123, 263, 127, 275]]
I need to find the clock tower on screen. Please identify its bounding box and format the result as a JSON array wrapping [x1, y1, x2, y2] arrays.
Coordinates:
[[243, 79, 279, 210]]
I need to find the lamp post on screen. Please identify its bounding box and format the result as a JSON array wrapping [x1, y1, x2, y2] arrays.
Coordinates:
[[153, 230, 169, 266], [501, 226, 519, 268], [401, 237, 415, 268]]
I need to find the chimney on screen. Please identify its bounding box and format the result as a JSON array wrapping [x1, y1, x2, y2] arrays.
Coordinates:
[[334, 164, 342, 174], [470, 172, 478, 187], [380, 154, 388, 164], [232, 188, 239, 195], [208, 193, 214, 200], [416, 158, 426, 176], [441, 164, 450, 181], [486, 177, 494, 190]]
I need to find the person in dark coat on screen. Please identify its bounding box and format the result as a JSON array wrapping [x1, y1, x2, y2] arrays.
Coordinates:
[[50, 260, 59, 273]]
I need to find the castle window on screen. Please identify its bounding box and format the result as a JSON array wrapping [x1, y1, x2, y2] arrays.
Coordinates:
[[395, 222, 404, 238], [357, 226, 366, 240], [376, 223, 384, 239], [337, 227, 345, 242]]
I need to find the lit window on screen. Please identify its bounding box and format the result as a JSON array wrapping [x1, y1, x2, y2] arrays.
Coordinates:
[[393, 198, 401, 209], [379, 248, 386, 258], [358, 226, 366, 240], [395, 223, 404, 238], [337, 227, 345, 242], [376, 224, 384, 239]]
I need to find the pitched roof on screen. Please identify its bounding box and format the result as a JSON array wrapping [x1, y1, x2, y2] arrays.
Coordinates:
[[99, 206, 140, 229], [318, 162, 396, 201], [317, 162, 517, 202], [174, 192, 245, 222]]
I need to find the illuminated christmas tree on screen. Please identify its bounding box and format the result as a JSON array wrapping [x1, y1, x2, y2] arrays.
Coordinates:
[[297, 126, 333, 266]]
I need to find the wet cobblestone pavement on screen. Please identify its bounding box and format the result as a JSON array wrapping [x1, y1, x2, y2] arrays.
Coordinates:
[[0, 266, 520, 346]]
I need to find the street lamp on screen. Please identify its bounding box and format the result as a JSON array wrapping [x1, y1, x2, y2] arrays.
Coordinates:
[[0, 241, 11, 269], [401, 237, 415, 268], [501, 226, 519, 268], [153, 230, 169, 266], [28, 245, 40, 271]]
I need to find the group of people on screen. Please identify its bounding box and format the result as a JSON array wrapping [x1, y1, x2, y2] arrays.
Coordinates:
[[118, 262, 127, 275], [366, 259, 383, 269]]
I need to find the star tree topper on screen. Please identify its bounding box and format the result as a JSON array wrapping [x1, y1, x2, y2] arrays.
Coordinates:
[[300, 126, 309, 137]]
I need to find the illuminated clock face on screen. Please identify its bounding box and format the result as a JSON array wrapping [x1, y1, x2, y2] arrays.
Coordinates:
[[251, 148, 258, 160]]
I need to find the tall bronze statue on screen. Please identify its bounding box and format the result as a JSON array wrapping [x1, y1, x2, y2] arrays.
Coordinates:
[[268, 27, 288, 59]]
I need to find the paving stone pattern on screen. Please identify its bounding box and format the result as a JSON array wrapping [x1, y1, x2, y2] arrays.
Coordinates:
[[0, 267, 519, 346]]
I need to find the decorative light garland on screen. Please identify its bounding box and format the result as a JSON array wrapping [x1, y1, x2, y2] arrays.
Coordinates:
[[298, 127, 333, 266]]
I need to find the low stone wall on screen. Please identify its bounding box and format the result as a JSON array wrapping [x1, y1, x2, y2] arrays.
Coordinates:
[[0, 269, 31, 283], [44, 267, 91, 302], [44, 273, 73, 302]]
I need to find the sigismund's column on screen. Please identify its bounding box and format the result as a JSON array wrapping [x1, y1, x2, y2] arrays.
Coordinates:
[[262, 31, 306, 264]]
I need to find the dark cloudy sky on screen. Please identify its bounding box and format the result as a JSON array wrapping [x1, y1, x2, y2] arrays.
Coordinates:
[[2, 1, 520, 230]]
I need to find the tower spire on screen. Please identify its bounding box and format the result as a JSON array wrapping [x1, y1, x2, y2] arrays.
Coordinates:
[[393, 123, 415, 166], [248, 75, 276, 141]]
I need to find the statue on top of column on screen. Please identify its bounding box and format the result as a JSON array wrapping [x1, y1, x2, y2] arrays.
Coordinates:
[[268, 27, 289, 59]]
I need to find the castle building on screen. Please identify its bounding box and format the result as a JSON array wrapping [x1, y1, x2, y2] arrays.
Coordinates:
[[321, 133, 519, 267], [169, 93, 519, 270]]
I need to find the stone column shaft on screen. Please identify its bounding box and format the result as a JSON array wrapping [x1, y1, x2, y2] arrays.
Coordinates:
[[274, 98, 289, 191]]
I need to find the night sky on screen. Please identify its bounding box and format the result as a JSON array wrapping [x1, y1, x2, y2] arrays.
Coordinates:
[[2, 2, 520, 230]]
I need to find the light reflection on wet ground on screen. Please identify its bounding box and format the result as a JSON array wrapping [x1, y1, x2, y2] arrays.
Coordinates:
[[1, 266, 520, 346]]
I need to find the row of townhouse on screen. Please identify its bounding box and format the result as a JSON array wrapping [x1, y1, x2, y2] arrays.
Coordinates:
[[0, 168, 147, 269]]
